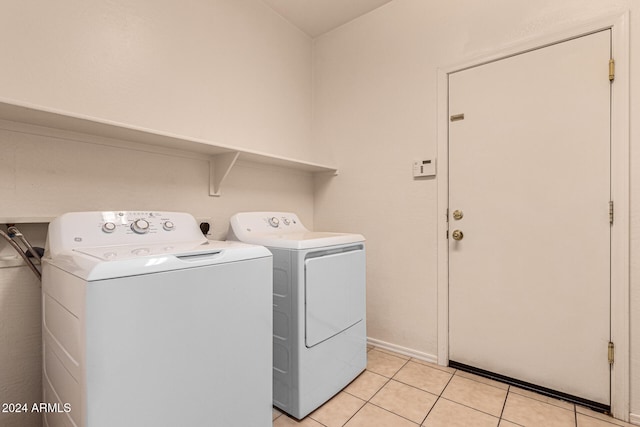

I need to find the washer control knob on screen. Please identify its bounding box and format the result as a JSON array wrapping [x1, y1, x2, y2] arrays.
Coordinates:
[[268, 217, 280, 228], [131, 219, 150, 234], [102, 222, 116, 233], [163, 221, 175, 231], [282, 218, 290, 225]]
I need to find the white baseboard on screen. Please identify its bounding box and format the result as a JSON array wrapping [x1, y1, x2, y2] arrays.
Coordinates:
[[629, 413, 640, 425], [367, 337, 438, 365]]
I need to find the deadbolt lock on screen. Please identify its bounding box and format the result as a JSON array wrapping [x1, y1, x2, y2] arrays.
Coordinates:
[[452, 230, 464, 241], [452, 210, 463, 220]]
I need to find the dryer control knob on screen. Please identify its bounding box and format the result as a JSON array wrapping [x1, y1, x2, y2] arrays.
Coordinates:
[[102, 222, 116, 233], [131, 219, 150, 234], [163, 221, 175, 231], [268, 217, 280, 228], [282, 218, 290, 225]]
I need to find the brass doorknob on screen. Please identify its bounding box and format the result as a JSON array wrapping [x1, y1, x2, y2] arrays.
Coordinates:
[[452, 230, 464, 241], [453, 210, 463, 220]]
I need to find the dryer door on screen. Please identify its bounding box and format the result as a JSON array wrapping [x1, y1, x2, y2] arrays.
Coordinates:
[[304, 246, 365, 347]]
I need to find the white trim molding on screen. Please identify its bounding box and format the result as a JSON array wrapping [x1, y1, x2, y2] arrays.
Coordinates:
[[436, 11, 630, 421], [367, 338, 437, 364]]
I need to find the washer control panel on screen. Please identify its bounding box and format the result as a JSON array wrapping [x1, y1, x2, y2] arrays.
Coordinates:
[[47, 211, 206, 256], [130, 218, 150, 234], [98, 212, 179, 236]]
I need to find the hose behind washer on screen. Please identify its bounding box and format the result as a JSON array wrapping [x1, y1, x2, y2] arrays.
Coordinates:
[[0, 228, 42, 281]]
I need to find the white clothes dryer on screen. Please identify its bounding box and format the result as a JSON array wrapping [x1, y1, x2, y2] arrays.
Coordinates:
[[42, 211, 273, 427], [228, 212, 366, 419]]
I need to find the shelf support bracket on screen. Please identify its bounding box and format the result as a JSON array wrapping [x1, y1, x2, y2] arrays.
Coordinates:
[[209, 152, 240, 197]]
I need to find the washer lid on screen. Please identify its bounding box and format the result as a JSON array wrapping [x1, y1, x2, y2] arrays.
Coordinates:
[[45, 240, 271, 281], [73, 240, 217, 261]]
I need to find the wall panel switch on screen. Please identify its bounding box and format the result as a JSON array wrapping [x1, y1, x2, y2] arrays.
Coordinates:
[[413, 159, 436, 178]]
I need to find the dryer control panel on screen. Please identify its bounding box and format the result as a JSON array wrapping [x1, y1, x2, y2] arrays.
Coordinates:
[[230, 212, 309, 235], [46, 211, 206, 257], [229, 211, 365, 250]]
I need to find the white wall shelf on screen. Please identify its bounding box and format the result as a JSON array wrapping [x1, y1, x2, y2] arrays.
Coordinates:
[[0, 98, 338, 197], [0, 217, 56, 224]]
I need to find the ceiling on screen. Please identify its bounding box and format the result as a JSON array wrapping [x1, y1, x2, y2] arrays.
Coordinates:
[[262, 0, 394, 38]]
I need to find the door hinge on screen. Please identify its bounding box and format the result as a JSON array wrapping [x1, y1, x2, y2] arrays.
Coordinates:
[[609, 59, 615, 82], [609, 201, 614, 225], [608, 341, 614, 365], [445, 209, 449, 239]]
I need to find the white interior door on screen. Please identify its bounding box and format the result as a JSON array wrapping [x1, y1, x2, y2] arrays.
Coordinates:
[[448, 30, 611, 405]]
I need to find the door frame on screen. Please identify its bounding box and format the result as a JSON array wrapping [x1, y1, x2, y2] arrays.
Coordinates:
[[436, 12, 630, 420]]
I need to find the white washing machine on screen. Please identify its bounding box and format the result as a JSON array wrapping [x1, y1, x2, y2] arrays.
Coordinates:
[[228, 212, 366, 419], [42, 211, 273, 427]]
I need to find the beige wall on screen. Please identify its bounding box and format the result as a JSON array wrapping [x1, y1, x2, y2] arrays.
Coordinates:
[[0, 2, 314, 426], [0, 123, 315, 231], [0, 0, 313, 162], [312, 0, 639, 419], [0, 258, 42, 427]]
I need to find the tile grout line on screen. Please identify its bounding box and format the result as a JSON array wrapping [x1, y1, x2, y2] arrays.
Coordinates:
[[341, 356, 429, 426], [338, 357, 407, 427], [508, 385, 578, 412], [368, 357, 451, 426], [341, 371, 392, 403], [365, 401, 422, 426], [454, 370, 512, 393], [381, 377, 442, 399], [328, 347, 390, 426], [348, 357, 415, 426], [365, 371, 394, 401], [336, 397, 365, 426], [420, 368, 457, 425], [437, 396, 503, 421], [455, 370, 580, 417], [498, 385, 510, 425], [390, 359, 456, 397], [307, 412, 330, 427], [304, 415, 317, 426]]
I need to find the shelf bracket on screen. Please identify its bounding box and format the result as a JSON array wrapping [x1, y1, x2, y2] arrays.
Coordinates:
[[209, 151, 240, 197]]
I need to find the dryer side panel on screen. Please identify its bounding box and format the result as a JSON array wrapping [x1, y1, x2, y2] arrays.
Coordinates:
[[271, 247, 298, 412]]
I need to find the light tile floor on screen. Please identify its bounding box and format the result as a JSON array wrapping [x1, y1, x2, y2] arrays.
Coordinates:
[[272, 347, 636, 427]]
